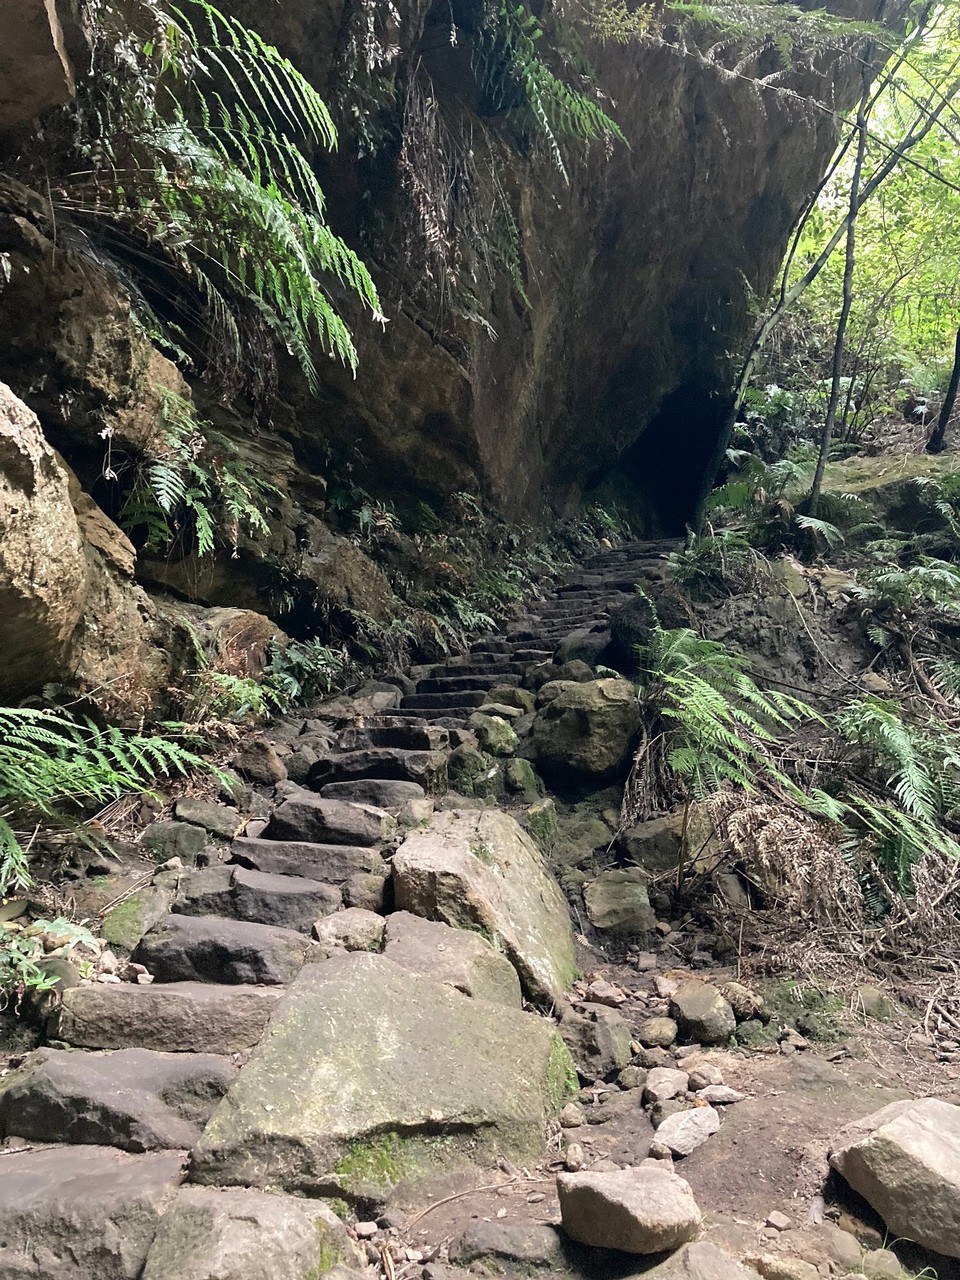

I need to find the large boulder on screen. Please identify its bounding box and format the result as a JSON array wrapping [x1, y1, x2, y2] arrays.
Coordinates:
[[142, 1186, 363, 1280], [0, 1047, 237, 1152], [0, 0, 76, 129], [392, 809, 575, 1002], [557, 1165, 702, 1253], [828, 1098, 960, 1258], [383, 910, 522, 1006], [584, 868, 656, 934], [529, 678, 640, 784], [191, 952, 575, 1196], [0, 1145, 184, 1280]]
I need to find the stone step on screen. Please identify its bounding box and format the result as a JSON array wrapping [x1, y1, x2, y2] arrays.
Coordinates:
[[426, 660, 527, 677], [470, 638, 513, 654], [264, 793, 394, 846], [231, 837, 387, 883], [134, 913, 310, 984], [0, 1046, 238, 1152], [306, 746, 448, 789], [405, 707, 477, 723], [0, 1146, 186, 1278], [337, 724, 449, 751], [417, 672, 521, 693], [318, 779, 426, 809], [53, 982, 283, 1053], [402, 690, 488, 709], [172, 865, 339, 933], [512, 648, 553, 662]]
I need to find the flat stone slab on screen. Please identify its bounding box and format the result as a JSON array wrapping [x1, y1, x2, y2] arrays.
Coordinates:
[[392, 809, 575, 1002], [383, 910, 521, 1007], [231, 837, 386, 883], [134, 914, 309, 985], [308, 748, 448, 790], [54, 982, 282, 1053], [650, 1105, 720, 1157], [319, 779, 426, 809], [173, 866, 339, 933], [263, 793, 395, 846], [142, 1185, 362, 1280], [557, 1165, 701, 1253], [635, 1242, 763, 1280], [829, 1097, 960, 1258], [0, 1145, 184, 1279], [0, 1047, 237, 1151], [191, 951, 574, 1196]]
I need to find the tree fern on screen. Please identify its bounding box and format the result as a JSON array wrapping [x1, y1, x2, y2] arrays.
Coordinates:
[[640, 626, 816, 801]]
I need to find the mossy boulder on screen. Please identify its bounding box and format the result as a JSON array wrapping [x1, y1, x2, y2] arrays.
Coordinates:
[[468, 713, 519, 757], [523, 797, 558, 850], [447, 745, 500, 798], [484, 686, 535, 714], [529, 679, 640, 785], [503, 758, 544, 801], [101, 885, 174, 953], [191, 953, 575, 1197]]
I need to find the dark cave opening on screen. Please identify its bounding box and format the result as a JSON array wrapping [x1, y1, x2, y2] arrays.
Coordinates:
[[618, 384, 729, 535]]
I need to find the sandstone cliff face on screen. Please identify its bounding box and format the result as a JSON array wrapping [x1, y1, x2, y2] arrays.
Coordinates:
[[232, 0, 861, 526]]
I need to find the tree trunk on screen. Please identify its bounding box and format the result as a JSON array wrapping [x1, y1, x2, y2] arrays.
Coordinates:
[[926, 325, 960, 453], [693, 36, 960, 528], [808, 82, 870, 516]]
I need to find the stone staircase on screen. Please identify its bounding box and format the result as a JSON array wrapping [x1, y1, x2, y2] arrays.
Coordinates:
[[0, 538, 680, 1280]]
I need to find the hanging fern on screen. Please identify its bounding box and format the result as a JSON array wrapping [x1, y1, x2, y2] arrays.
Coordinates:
[[54, 0, 383, 396], [475, 0, 626, 178]]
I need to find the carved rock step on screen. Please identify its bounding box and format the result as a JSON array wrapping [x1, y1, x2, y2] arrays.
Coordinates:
[[231, 836, 387, 883], [427, 660, 528, 677], [172, 866, 339, 934], [417, 672, 521, 693], [134, 913, 310, 984], [0, 1046, 237, 1152], [53, 982, 282, 1053], [402, 690, 488, 709], [318, 779, 426, 809], [263, 793, 395, 846], [0, 1146, 185, 1280], [336, 724, 449, 751], [307, 746, 448, 789]]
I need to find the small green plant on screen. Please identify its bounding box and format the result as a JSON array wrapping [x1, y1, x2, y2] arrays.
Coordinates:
[[120, 389, 278, 556], [0, 707, 215, 896], [667, 528, 760, 594]]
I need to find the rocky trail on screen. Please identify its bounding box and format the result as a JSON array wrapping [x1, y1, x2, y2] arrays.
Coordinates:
[[2, 540, 960, 1280]]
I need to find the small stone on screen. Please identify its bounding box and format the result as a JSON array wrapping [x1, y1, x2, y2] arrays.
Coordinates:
[[670, 980, 736, 1045], [564, 1143, 585, 1171], [643, 1067, 689, 1105], [650, 1105, 720, 1156], [862, 1251, 902, 1280], [586, 978, 627, 1007], [557, 1165, 701, 1253], [637, 1017, 678, 1048], [636, 952, 658, 971], [856, 985, 896, 1021], [755, 1256, 820, 1280], [688, 1064, 724, 1090], [617, 1066, 647, 1090], [560, 1102, 585, 1128], [766, 1211, 791, 1231], [355, 1222, 379, 1239], [697, 1085, 745, 1105]]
